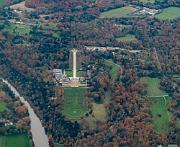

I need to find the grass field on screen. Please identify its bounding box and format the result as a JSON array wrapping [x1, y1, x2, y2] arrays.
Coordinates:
[[92, 103, 106, 121], [66, 70, 85, 77], [104, 60, 120, 81], [150, 96, 170, 133], [141, 77, 166, 96], [100, 6, 137, 18], [140, 0, 155, 3], [155, 7, 180, 20], [5, 24, 31, 35], [0, 135, 29, 147], [62, 87, 87, 120], [0, 0, 5, 5], [0, 101, 8, 112], [141, 77, 170, 133], [54, 143, 62, 147], [176, 120, 180, 128], [116, 34, 137, 42]]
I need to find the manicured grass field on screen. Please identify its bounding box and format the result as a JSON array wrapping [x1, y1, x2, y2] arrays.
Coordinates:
[[5, 24, 31, 35], [100, 6, 137, 18], [140, 0, 155, 3], [155, 7, 180, 20], [0, 135, 29, 147], [62, 87, 87, 120], [104, 60, 120, 81], [116, 34, 137, 42], [0, 101, 8, 112], [66, 70, 85, 77], [0, 0, 5, 5], [141, 77, 170, 133]]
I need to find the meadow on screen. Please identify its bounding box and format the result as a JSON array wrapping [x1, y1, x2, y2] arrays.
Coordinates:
[[116, 34, 137, 43], [0, 135, 29, 147], [62, 87, 87, 120], [141, 77, 170, 133], [155, 7, 180, 20], [4, 23, 31, 35], [0, 101, 8, 112], [100, 6, 137, 18], [141, 77, 166, 96], [0, 0, 5, 5], [150, 96, 170, 133], [104, 60, 120, 81], [92, 102, 106, 121]]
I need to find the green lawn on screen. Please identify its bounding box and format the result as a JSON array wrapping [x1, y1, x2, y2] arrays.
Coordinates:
[[116, 34, 137, 42], [150, 96, 170, 133], [0, 135, 29, 147], [141, 77, 170, 133], [0, 101, 8, 112], [140, 0, 155, 3], [62, 87, 87, 120], [54, 143, 62, 147], [0, 0, 5, 5], [140, 77, 166, 96], [100, 6, 137, 18], [65, 70, 85, 77], [104, 60, 120, 81], [155, 7, 180, 20], [5, 24, 31, 35]]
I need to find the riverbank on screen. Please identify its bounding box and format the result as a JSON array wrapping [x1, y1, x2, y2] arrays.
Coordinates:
[[1, 78, 49, 147]]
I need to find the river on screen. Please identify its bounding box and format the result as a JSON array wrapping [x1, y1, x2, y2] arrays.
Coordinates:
[[2, 79, 49, 147]]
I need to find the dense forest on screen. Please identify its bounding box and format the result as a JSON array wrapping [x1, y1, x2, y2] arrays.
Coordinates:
[[0, 0, 179, 146]]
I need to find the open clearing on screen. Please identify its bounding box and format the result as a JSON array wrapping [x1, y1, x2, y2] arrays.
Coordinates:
[[4, 23, 31, 35], [0, 135, 29, 147], [54, 143, 62, 147], [140, 0, 155, 3], [0, 0, 5, 5], [66, 70, 85, 77], [0, 101, 8, 112], [150, 96, 170, 133], [100, 6, 137, 18], [141, 77, 166, 96], [141, 77, 170, 133], [176, 120, 180, 128], [92, 103, 106, 121], [62, 87, 87, 120], [155, 7, 180, 20], [104, 60, 120, 81], [0, 81, 8, 113], [116, 34, 137, 43]]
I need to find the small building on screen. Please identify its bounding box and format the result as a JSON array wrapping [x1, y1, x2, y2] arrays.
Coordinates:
[[52, 69, 65, 81]]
